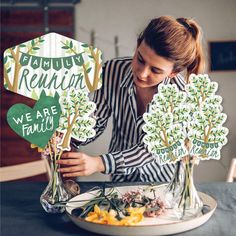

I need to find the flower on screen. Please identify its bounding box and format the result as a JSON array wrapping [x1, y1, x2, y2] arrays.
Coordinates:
[[85, 205, 120, 225], [123, 206, 146, 225], [80, 186, 166, 226], [30, 143, 44, 152], [41, 147, 51, 158], [122, 188, 144, 204], [126, 206, 146, 215], [40, 132, 64, 160], [144, 198, 165, 217], [85, 205, 107, 224], [85, 205, 145, 226]]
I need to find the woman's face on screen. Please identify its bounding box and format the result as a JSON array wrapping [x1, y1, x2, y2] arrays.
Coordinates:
[[131, 40, 176, 88]]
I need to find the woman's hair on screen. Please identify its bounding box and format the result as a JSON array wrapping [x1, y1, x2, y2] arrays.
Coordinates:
[[138, 16, 205, 82]]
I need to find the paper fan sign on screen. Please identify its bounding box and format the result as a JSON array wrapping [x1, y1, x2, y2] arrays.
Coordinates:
[[143, 74, 228, 165], [4, 33, 103, 151]]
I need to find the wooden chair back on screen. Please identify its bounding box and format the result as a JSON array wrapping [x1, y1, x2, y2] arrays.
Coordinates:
[[0, 159, 50, 182], [226, 158, 236, 182]]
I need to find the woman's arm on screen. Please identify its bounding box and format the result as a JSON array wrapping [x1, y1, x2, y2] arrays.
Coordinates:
[[58, 142, 175, 182], [57, 143, 152, 177], [57, 144, 175, 182]]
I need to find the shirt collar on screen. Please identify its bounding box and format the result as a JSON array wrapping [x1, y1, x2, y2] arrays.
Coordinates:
[[120, 65, 133, 88]]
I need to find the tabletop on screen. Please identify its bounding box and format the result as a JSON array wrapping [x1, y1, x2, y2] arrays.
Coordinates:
[[1, 181, 236, 236]]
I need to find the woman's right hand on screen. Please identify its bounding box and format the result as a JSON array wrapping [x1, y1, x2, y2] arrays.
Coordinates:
[[57, 152, 105, 177]]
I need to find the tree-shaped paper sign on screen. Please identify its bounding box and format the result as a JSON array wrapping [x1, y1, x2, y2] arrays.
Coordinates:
[[143, 74, 228, 165], [3, 32, 102, 99], [4, 33, 102, 151], [57, 89, 96, 151]]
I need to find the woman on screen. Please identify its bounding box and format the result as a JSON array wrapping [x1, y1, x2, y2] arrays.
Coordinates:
[[57, 16, 205, 182]]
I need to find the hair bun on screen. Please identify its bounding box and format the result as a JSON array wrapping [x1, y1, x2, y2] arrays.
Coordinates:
[[177, 18, 197, 38]]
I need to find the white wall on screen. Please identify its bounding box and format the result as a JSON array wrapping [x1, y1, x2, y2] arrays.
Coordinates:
[[74, 0, 236, 182]]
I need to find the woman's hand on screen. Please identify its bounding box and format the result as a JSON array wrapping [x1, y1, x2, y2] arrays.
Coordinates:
[[57, 152, 105, 177]]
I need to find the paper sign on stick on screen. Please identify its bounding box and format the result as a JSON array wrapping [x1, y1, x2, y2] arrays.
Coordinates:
[[187, 74, 228, 160], [143, 84, 189, 165], [7, 90, 61, 148], [143, 74, 228, 165], [56, 89, 96, 151], [3, 32, 102, 100]]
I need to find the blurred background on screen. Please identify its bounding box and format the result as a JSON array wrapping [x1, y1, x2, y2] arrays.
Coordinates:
[[1, 0, 236, 182]]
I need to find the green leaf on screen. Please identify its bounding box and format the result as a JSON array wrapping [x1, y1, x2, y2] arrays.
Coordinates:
[[82, 43, 88, 48], [62, 46, 69, 49], [86, 67, 92, 73], [3, 56, 7, 64], [19, 44, 26, 48], [70, 41, 73, 48], [31, 90, 39, 100], [7, 68, 11, 73], [31, 39, 35, 46]]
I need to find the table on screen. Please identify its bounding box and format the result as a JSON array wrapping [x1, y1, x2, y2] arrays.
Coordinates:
[[1, 182, 236, 236]]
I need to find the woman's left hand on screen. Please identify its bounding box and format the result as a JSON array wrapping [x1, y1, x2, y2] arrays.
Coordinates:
[[56, 152, 105, 177]]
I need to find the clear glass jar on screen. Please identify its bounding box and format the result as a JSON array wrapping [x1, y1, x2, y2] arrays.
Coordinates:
[[165, 157, 203, 220], [40, 158, 72, 214]]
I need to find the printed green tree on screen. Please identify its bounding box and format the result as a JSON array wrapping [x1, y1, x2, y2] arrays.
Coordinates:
[[3, 36, 44, 93], [186, 74, 228, 159], [61, 40, 102, 92], [143, 84, 189, 164], [143, 74, 228, 164], [57, 89, 96, 151]]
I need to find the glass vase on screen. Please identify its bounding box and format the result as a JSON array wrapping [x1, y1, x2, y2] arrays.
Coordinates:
[[165, 161, 184, 207], [165, 157, 203, 220], [40, 158, 72, 214]]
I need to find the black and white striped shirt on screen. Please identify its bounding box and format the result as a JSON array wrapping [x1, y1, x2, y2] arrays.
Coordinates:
[[74, 57, 185, 182]]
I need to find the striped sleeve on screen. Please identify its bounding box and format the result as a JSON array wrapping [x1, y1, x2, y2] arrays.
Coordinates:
[[100, 143, 154, 175], [100, 143, 175, 182]]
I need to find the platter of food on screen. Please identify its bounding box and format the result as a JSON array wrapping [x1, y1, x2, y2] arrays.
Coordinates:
[[66, 184, 217, 236]]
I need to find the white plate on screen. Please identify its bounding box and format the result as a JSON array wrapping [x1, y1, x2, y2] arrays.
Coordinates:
[[66, 184, 217, 236]]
